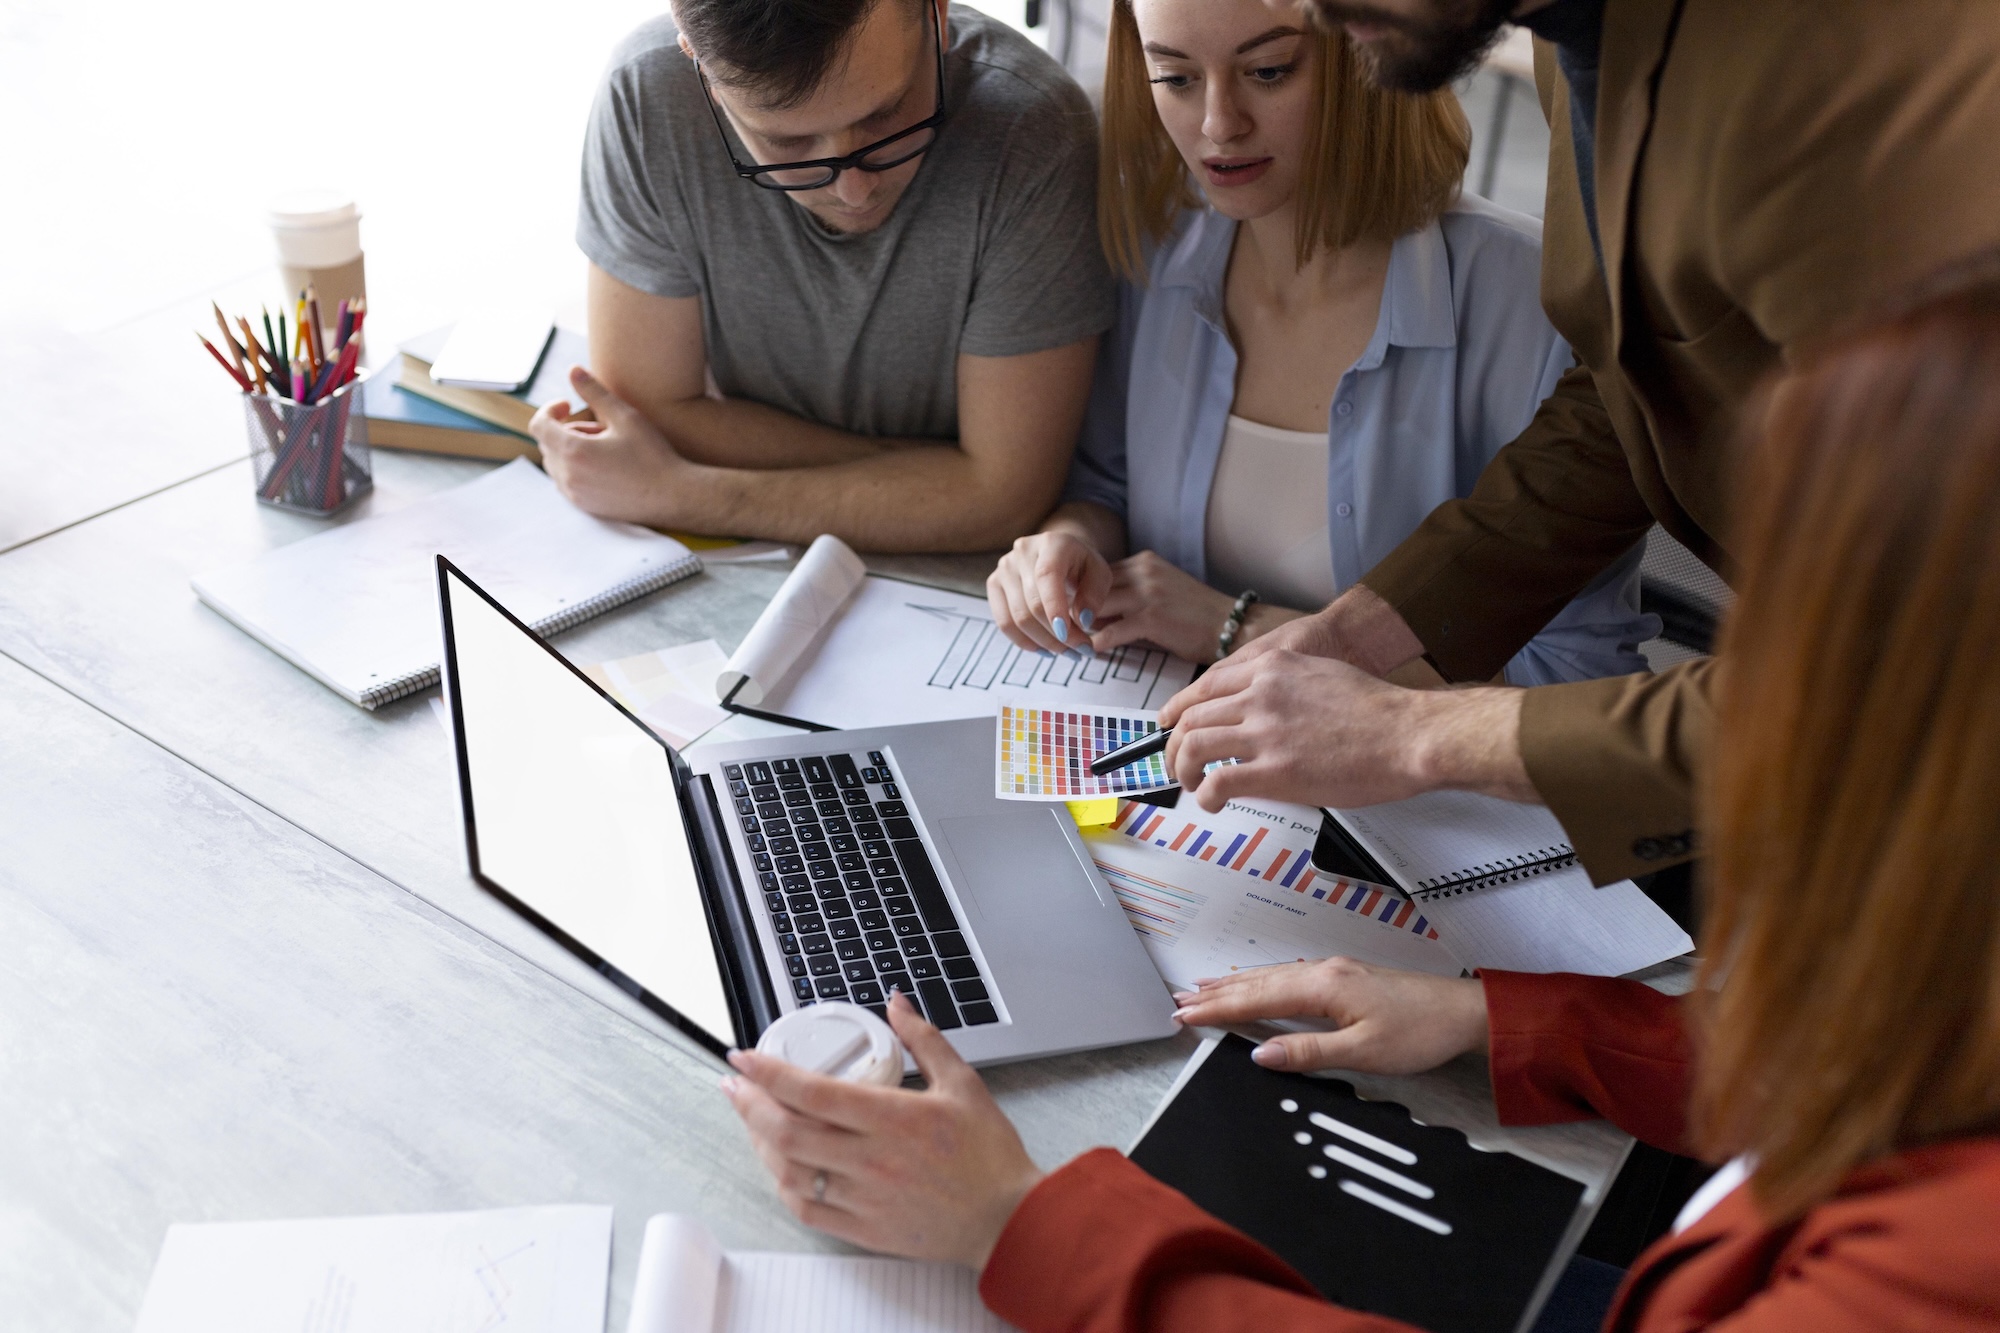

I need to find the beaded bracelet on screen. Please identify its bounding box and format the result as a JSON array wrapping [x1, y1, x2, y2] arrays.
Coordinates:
[[1216, 589, 1260, 660]]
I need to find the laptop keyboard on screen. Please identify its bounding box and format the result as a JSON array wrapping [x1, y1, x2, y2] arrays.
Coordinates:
[[722, 749, 1000, 1030]]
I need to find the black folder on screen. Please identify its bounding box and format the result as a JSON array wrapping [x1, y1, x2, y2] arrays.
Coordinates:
[[1129, 1035, 1588, 1333]]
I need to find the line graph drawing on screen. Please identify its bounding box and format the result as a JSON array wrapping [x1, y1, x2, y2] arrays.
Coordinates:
[[452, 1238, 541, 1333], [910, 603, 1175, 705]]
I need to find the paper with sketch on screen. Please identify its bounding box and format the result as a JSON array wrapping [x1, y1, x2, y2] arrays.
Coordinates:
[[717, 535, 867, 706], [627, 1214, 1014, 1333], [721, 538, 1198, 730], [586, 639, 733, 748], [133, 1204, 611, 1333], [1085, 826, 1461, 990]]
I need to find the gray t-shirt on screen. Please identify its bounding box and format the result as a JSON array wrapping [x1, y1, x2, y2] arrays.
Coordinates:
[[578, 5, 1116, 441]]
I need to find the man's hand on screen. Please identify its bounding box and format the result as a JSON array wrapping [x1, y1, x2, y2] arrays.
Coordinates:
[[1227, 583, 1429, 678], [1172, 957, 1490, 1074], [531, 365, 695, 526], [722, 993, 1044, 1271], [1158, 649, 1538, 810]]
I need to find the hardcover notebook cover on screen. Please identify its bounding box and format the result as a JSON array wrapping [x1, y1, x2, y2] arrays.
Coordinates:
[[1129, 1035, 1586, 1333]]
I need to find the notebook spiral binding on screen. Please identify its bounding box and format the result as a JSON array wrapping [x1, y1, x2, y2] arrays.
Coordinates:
[[354, 551, 704, 710], [1411, 845, 1579, 900]]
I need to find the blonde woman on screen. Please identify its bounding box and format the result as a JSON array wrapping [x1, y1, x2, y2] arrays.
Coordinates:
[[986, 0, 1653, 681]]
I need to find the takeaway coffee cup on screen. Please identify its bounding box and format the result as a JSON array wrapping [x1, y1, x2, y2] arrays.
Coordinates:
[[267, 190, 366, 335]]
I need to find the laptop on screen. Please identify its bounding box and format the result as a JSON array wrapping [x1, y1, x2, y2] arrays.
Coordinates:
[[436, 558, 1177, 1063]]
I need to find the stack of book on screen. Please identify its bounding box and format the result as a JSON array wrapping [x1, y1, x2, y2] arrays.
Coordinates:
[[361, 324, 586, 462]]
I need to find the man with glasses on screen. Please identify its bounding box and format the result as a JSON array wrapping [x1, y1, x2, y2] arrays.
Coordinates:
[[534, 0, 1114, 551]]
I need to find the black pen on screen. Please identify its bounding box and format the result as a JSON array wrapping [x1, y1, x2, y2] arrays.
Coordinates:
[[1089, 726, 1173, 776]]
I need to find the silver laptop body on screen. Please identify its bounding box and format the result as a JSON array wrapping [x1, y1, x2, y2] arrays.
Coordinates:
[[437, 558, 1176, 1064]]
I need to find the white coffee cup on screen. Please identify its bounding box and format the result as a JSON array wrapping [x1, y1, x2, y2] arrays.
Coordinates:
[[267, 190, 366, 333], [755, 1002, 904, 1086]]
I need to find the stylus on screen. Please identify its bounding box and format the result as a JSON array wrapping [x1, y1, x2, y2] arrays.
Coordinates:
[[1089, 727, 1173, 776]]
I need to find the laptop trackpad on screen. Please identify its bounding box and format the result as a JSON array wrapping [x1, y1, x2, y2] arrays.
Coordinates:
[[936, 810, 1106, 919]]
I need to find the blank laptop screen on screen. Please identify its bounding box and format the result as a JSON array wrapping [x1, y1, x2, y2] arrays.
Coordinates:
[[443, 567, 735, 1045]]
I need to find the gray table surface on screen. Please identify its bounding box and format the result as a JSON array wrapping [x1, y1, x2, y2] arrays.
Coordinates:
[[0, 448, 1646, 1331]]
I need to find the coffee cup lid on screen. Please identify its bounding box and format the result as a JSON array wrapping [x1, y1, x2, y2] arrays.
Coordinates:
[[267, 189, 360, 230]]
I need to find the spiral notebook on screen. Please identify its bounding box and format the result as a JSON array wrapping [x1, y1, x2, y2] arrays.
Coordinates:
[[193, 459, 701, 709], [1320, 792, 1693, 975]]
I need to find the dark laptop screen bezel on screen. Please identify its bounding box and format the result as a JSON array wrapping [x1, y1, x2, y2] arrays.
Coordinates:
[[435, 555, 775, 1057]]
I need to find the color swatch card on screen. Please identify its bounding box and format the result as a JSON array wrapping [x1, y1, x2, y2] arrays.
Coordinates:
[[994, 704, 1176, 800]]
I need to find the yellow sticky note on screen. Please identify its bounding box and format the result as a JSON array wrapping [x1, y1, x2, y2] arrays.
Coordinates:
[[1066, 798, 1118, 829]]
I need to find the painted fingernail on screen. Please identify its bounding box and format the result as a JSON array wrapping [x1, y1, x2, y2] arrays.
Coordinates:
[[1251, 1042, 1287, 1068], [1079, 610, 1095, 631], [1171, 991, 1197, 1003], [1052, 617, 1068, 643]]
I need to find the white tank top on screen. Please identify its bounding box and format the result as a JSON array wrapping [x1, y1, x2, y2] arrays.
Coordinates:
[[1204, 414, 1339, 610]]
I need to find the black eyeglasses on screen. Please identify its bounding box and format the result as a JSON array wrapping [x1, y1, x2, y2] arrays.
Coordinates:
[[696, 4, 947, 191]]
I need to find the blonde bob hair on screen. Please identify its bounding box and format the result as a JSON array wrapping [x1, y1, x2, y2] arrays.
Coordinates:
[[1098, 1, 1471, 278]]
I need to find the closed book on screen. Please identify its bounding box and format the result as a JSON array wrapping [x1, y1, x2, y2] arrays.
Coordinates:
[[361, 356, 539, 462], [1128, 1034, 1589, 1333], [398, 324, 586, 436]]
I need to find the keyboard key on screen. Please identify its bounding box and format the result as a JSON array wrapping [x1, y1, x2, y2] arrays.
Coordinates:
[[881, 783, 901, 799], [758, 871, 778, 892], [786, 892, 816, 914], [868, 750, 887, 767], [836, 938, 869, 961], [829, 834, 859, 853], [792, 977, 815, 1001], [795, 913, 826, 934], [875, 875, 904, 894], [735, 797, 756, 816], [751, 783, 779, 803], [822, 815, 853, 835], [763, 891, 785, 912], [861, 840, 892, 860], [860, 766, 880, 783], [724, 764, 744, 780], [932, 930, 970, 958], [756, 801, 786, 821], [809, 954, 841, 977], [778, 773, 805, 792], [872, 950, 905, 972], [916, 978, 961, 1029], [864, 1003, 889, 1021], [856, 822, 886, 842], [833, 851, 863, 871], [851, 890, 882, 911], [884, 895, 917, 917], [960, 1001, 999, 1026], [773, 758, 798, 775], [831, 753, 862, 784], [891, 840, 962, 933], [817, 799, 846, 817], [943, 956, 980, 980], [801, 932, 833, 956], [892, 917, 925, 937], [883, 981, 917, 1015], [815, 881, 848, 901], [842, 872, 871, 892], [830, 919, 861, 941], [763, 818, 790, 838], [810, 783, 839, 801], [867, 859, 899, 878], [842, 789, 872, 807], [814, 977, 848, 1000], [850, 981, 885, 1005], [802, 757, 831, 784], [908, 956, 941, 979], [784, 789, 813, 808], [796, 824, 826, 843], [802, 844, 831, 862], [842, 961, 875, 984], [775, 856, 803, 875], [771, 913, 792, 934], [752, 853, 773, 873], [729, 779, 749, 798], [742, 815, 761, 834], [786, 955, 809, 977], [767, 837, 796, 856], [859, 911, 890, 932], [746, 761, 773, 784], [901, 936, 934, 958], [779, 933, 800, 955], [808, 863, 838, 880], [822, 899, 855, 920], [863, 928, 894, 949], [877, 800, 909, 818], [746, 833, 766, 853], [884, 817, 919, 840], [951, 978, 990, 1003]]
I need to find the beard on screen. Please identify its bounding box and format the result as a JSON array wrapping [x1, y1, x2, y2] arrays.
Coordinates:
[[1299, 0, 1520, 92]]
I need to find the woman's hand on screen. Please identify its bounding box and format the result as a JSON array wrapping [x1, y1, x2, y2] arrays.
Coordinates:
[[1082, 552, 1297, 663], [988, 528, 1113, 655], [722, 993, 1045, 1271], [530, 365, 694, 526], [1172, 957, 1489, 1075]]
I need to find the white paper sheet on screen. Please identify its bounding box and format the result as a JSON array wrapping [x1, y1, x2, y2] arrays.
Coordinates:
[[731, 563, 1197, 730], [133, 1204, 611, 1333], [585, 639, 733, 748], [1085, 830, 1462, 990], [627, 1214, 1015, 1333], [717, 535, 867, 707]]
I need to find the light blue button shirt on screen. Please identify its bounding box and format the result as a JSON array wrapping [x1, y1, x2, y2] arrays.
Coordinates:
[[1064, 196, 1658, 685]]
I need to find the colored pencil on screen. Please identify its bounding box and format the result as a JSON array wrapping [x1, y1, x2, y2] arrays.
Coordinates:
[[305, 285, 325, 372], [198, 333, 253, 393]]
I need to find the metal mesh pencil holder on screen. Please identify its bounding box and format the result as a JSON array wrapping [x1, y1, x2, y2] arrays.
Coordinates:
[[246, 373, 373, 516]]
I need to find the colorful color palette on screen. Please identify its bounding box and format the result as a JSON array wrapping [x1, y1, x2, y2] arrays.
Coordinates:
[[995, 704, 1175, 800]]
